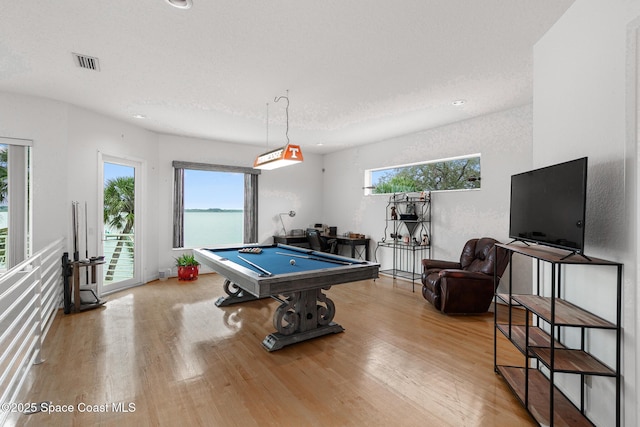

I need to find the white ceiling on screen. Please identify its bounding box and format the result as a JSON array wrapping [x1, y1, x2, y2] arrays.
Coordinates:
[[0, 0, 575, 154]]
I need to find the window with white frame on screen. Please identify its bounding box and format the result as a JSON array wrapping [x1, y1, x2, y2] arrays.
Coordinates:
[[0, 138, 32, 270]]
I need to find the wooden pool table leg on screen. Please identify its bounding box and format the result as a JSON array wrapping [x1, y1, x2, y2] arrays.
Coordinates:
[[215, 279, 260, 307], [262, 287, 344, 351]]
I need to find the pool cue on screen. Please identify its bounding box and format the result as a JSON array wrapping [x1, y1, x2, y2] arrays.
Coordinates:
[[237, 255, 273, 276], [72, 201, 79, 261], [61, 252, 72, 314], [275, 251, 352, 265], [84, 202, 90, 283]]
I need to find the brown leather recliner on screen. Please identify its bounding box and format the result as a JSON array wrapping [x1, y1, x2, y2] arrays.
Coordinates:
[[421, 237, 509, 314]]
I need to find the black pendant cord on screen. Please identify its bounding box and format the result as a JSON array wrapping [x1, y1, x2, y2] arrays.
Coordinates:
[[274, 90, 290, 144]]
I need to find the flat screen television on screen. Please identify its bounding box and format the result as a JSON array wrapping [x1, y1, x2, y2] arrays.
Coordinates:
[[509, 157, 588, 254]]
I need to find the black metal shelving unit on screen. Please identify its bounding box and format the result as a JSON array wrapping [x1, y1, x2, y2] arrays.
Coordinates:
[[376, 192, 431, 291], [494, 243, 621, 427]]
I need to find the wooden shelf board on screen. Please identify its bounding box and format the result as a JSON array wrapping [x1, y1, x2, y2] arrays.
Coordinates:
[[496, 293, 521, 305], [497, 324, 565, 356], [512, 295, 615, 329], [529, 347, 615, 376], [496, 366, 593, 427], [496, 243, 620, 266]]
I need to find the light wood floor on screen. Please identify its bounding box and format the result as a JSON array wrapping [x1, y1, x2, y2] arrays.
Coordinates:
[[8, 274, 534, 427]]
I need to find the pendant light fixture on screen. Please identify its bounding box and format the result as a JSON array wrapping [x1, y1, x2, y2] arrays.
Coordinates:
[[253, 91, 304, 170]]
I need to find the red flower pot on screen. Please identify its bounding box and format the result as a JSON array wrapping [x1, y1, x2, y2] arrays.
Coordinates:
[[178, 265, 199, 281]]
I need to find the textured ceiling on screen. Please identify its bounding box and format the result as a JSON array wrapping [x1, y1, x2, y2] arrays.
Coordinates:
[[0, 0, 575, 153]]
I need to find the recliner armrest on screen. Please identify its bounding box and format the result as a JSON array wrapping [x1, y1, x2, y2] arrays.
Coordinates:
[[439, 270, 496, 314], [422, 259, 461, 271], [438, 269, 493, 281]]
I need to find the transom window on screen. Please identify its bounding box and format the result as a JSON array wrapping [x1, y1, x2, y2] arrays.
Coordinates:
[[365, 154, 481, 195]]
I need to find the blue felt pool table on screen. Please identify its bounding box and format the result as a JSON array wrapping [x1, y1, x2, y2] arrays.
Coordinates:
[[194, 244, 379, 351]]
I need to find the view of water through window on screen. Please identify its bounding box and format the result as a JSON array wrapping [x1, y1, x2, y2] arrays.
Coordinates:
[[183, 170, 244, 247]]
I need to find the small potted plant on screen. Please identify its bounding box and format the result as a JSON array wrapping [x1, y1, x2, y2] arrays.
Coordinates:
[[175, 253, 200, 281]]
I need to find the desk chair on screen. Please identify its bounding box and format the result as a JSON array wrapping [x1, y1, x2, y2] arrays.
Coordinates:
[[307, 230, 338, 254]]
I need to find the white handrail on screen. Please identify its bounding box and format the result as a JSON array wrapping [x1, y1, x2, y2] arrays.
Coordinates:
[[0, 237, 64, 426]]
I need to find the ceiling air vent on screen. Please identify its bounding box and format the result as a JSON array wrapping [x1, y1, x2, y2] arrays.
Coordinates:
[[72, 53, 100, 71]]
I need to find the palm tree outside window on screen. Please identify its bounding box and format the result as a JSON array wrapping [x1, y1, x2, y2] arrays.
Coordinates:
[[103, 176, 135, 281]]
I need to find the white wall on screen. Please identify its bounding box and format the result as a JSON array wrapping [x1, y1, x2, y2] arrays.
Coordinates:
[[0, 93, 161, 283], [156, 134, 324, 274], [0, 93, 158, 281], [1, 90, 533, 288], [0, 92, 69, 252], [323, 104, 533, 291], [533, 1, 640, 425], [66, 106, 160, 284], [0, 90, 325, 283]]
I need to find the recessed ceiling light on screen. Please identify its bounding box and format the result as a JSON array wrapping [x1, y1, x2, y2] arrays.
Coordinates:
[[133, 114, 146, 119], [165, 0, 192, 9], [452, 99, 466, 106]]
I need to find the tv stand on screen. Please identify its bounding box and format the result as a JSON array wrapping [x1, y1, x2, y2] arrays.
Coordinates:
[[506, 239, 592, 261], [494, 243, 621, 426], [506, 239, 530, 246], [559, 251, 591, 262]]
